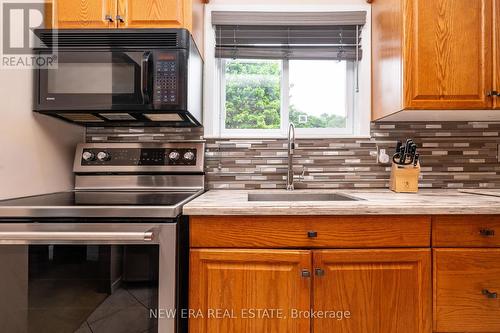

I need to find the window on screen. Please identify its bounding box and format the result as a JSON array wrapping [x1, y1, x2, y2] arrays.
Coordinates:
[[205, 7, 371, 138], [221, 58, 354, 135]]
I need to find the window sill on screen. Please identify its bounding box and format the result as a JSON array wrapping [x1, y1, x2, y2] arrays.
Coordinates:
[[203, 134, 372, 140]]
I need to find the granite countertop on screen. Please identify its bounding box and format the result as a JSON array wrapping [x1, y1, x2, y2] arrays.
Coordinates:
[[183, 189, 500, 216]]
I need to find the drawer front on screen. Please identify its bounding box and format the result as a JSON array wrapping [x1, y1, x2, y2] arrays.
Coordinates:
[[434, 249, 500, 332], [433, 216, 500, 247], [190, 216, 431, 248]]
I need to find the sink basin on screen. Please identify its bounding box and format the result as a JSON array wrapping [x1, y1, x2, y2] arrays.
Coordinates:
[[247, 192, 360, 202]]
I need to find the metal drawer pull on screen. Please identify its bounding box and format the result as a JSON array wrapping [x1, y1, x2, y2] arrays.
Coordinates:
[[0, 231, 154, 242], [487, 91, 500, 97], [116, 15, 125, 23], [482, 289, 498, 299], [307, 231, 318, 238], [315, 268, 325, 277], [479, 229, 495, 237], [301, 269, 311, 278], [104, 14, 114, 22]]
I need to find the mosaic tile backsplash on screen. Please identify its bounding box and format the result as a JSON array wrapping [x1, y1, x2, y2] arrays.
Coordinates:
[[86, 122, 500, 190]]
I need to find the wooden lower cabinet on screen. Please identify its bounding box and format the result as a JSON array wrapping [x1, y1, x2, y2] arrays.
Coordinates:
[[434, 249, 500, 332], [189, 248, 432, 333], [313, 249, 432, 333], [189, 249, 311, 333]]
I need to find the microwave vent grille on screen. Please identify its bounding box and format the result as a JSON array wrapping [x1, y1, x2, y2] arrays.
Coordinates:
[[35, 30, 186, 50]]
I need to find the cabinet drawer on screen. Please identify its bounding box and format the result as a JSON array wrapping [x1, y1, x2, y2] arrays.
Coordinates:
[[190, 216, 431, 248], [433, 216, 500, 247], [434, 249, 500, 332]]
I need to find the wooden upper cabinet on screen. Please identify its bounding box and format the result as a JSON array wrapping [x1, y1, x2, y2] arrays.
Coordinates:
[[117, 0, 184, 28], [313, 249, 432, 333], [372, 0, 496, 120], [52, 0, 117, 28], [189, 249, 311, 333], [405, 0, 492, 109], [49, 0, 206, 55]]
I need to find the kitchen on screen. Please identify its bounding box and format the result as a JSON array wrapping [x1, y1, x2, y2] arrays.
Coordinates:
[[0, 0, 499, 332]]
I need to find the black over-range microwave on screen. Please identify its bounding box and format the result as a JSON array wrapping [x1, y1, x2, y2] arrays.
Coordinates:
[[34, 29, 202, 126]]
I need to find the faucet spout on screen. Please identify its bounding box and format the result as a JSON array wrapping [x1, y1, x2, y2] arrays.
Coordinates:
[[287, 123, 296, 191]]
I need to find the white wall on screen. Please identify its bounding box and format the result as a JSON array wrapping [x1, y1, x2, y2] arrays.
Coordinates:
[[0, 68, 84, 200]]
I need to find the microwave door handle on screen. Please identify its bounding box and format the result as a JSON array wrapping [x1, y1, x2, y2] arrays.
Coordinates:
[[141, 51, 152, 104]]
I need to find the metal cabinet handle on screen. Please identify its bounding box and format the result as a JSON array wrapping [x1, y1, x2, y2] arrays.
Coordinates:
[[479, 229, 495, 237], [301, 269, 311, 278], [104, 14, 114, 22], [487, 91, 500, 97], [307, 231, 318, 238], [0, 231, 154, 242], [315, 268, 325, 277], [482, 289, 498, 299], [116, 15, 125, 23]]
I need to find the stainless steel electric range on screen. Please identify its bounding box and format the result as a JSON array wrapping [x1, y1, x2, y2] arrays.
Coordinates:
[[0, 142, 205, 333]]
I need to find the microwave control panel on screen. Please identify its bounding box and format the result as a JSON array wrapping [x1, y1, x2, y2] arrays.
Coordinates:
[[154, 57, 178, 105]]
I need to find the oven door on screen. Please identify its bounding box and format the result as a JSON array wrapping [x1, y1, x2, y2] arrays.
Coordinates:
[[37, 51, 151, 110], [0, 223, 176, 333]]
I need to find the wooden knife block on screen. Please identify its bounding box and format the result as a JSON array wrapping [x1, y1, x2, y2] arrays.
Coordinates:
[[389, 162, 421, 193]]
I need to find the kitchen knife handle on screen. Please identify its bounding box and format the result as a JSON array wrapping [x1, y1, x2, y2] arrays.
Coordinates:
[[395, 141, 402, 154]]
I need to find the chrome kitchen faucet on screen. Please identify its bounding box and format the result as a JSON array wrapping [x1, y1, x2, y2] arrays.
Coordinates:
[[287, 123, 296, 191]]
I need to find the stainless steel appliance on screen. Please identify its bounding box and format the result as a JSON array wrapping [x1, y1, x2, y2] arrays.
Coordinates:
[[0, 142, 205, 333], [34, 29, 203, 127]]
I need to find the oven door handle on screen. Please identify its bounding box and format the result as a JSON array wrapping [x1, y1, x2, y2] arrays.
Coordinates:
[[0, 231, 154, 242], [141, 51, 152, 104]]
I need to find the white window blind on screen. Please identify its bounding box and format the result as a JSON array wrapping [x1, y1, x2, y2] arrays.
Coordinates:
[[212, 11, 366, 61]]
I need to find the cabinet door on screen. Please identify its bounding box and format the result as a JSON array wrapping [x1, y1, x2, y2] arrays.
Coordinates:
[[434, 249, 500, 332], [53, 0, 117, 28], [117, 0, 184, 28], [313, 249, 431, 333], [189, 249, 311, 333], [404, 0, 493, 109], [495, 0, 500, 109]]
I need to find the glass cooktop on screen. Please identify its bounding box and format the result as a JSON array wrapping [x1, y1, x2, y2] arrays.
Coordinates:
[[0, 191, 195, 207]]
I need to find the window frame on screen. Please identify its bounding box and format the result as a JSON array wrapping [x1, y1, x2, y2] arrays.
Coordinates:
[[219, 58, 356, 137], [203, 3, 372, 139]]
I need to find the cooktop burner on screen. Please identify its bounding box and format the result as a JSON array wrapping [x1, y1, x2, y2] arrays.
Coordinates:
[[0, 191, 196, 207]]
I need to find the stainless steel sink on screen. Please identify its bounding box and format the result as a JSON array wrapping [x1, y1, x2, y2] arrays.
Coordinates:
[[247, 192, 360, 202]]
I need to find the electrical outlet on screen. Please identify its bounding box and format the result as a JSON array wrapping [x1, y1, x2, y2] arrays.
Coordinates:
[[376, 145, 391, 165]]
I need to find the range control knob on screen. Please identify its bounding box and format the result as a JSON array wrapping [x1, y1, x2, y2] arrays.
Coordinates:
[[183, 151, 195, 161], [168, 151, 180, 161], [97, 151, 111, 162], [82, 151, 95, 161]]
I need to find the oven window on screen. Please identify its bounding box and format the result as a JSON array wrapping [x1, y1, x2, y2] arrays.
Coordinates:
[[0, 245, 159, 333], [47, 63, 135, 94]]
